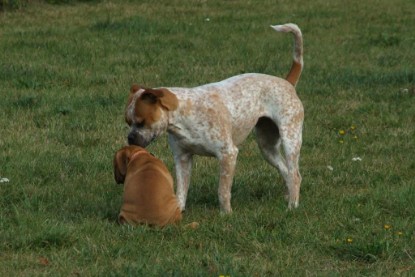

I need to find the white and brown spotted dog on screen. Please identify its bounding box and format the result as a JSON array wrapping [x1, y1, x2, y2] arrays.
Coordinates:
[[114, 145, 182, 226], [125, 23, 304, 214]]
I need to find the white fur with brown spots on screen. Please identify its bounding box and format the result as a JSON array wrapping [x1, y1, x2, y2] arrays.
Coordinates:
[[125, 23, 304, 213]]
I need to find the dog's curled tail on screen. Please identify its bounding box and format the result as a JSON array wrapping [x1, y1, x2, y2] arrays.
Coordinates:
[[271, 23, 303, 87]]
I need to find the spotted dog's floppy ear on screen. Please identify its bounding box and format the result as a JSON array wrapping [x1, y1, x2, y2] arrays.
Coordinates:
[[140, 89, 159, 104], [125, 84, 146, 125], [130, 84, 141, 94], [113, 148, 130, 184], [141, 88, 178, 111]]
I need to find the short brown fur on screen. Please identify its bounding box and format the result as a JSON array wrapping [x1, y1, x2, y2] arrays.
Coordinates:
[[285, 61, 302, 87], [113, 145, 182, 227]]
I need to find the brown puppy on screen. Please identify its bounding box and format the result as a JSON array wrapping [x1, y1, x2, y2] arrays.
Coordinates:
[[113, 145, 182, 227]]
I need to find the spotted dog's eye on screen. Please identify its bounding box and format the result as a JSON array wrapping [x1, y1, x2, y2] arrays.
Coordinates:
[[134, 122, 145, 128]]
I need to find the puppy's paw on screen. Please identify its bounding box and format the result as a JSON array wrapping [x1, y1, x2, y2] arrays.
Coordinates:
[[185, 222, 200, 230]]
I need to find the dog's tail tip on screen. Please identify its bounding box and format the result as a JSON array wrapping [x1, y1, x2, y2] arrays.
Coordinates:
[[270, 23, 301, 33], [271, 23, 303, 87]]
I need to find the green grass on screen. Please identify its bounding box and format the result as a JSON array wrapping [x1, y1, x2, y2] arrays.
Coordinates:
[[1, 0, 414, 275]]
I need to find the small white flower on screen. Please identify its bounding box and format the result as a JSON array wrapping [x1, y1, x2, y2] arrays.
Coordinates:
[[352, 157, 362, 161], [327, 165, 334, 171], [353, 217, 361, 222], [205, 18, 210, 22], [0, 177, 10, 183]]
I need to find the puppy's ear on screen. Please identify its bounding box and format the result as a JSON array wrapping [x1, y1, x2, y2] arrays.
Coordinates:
[[141, 88, 178, 111], [113, 149, 129, 184]]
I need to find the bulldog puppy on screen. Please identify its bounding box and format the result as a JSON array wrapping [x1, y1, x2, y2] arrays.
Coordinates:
[[113, 145, 182, 227]]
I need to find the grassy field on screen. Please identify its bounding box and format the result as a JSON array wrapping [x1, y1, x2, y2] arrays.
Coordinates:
[[1, 0, 414, 275]]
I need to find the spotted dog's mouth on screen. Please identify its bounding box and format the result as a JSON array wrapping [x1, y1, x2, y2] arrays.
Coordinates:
[[127, 132, 157, 148]]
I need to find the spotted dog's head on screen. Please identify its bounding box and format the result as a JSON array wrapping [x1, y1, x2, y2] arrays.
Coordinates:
[[125, 84, 178, 147]]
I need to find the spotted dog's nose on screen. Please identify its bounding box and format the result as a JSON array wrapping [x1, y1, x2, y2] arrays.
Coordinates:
[[127, 133, 136, 145]]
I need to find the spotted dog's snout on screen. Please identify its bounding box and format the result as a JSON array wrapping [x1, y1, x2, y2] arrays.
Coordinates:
[[127, 132, 136, 146], [127, 130, 156, 148], [127, 132, 145, 147]]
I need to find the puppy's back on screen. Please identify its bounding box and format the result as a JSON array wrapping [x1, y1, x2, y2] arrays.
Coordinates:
[[119, 154, 182, 227]]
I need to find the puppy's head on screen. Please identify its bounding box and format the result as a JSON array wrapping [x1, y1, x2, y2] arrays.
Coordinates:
[[113, 145, 147, 184], [125, 84, 178, 147]]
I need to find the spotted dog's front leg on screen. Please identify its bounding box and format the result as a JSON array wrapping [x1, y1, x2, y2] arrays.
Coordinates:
[[218, 145, 239, 214], [168, 135, 193, 211], [172, 152, 192, 211]]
